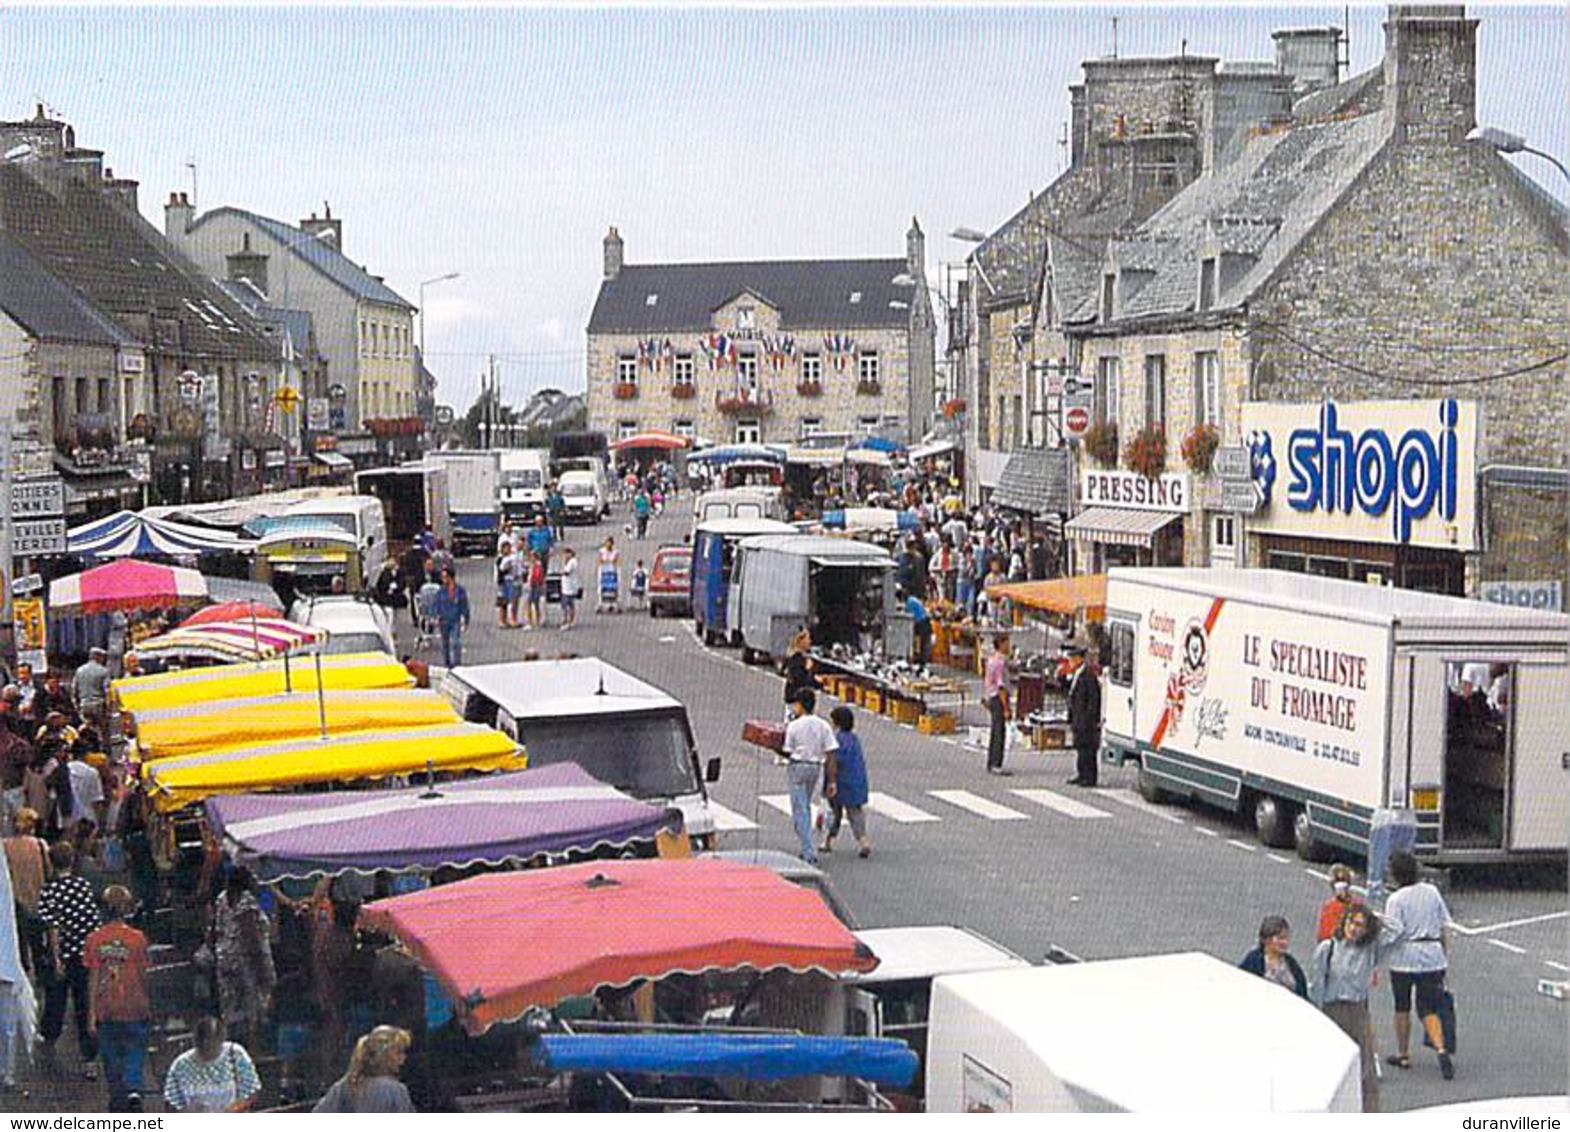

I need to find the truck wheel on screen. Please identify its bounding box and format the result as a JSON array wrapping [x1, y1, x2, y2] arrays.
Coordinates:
[[741, 646, 759, 665], [1136, 764, 1175, 805], [1293, 810, 1331, 862], [649, 603, 660, 619], [1253, 794, 1297, 849]]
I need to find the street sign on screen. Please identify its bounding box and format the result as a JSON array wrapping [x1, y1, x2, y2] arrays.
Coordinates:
[[307, 397, 330, 432], [1062, 375, 1093, 397], [1064, 405, 1091, 439], [436, 405, 455, 426], [10, 573, 42, 596], [13, 595, 47, 670], [1219, 480, 1263, 515], [1213, 446, 1250, 480], [178, 369, 201, 404], [276, 385, 301, 413], [13, 518, 67, 556], [11, 477, 64, 518]]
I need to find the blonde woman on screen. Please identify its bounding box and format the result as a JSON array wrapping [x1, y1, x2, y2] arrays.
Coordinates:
[[313, 1025, 415, 1113]]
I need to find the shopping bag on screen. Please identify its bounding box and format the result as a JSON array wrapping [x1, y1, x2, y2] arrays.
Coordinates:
[[1422, 989, 1458, 1054], [810, 800, 829, 834]]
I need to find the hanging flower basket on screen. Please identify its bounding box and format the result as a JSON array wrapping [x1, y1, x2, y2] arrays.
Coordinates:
[[716, 390, 774, 415], [1124, 424, 1168, 481], [796, 380, 823, 398], [942, 397, 967, 420], [1083, 420, 1119, 467], [855, 379, 883, 396], [669, 383, 696, 400], [1180, 422, 1220, 474], [612, 382, 639, 401]]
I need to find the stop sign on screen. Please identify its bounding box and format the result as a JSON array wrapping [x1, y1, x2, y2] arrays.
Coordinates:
[[1065, 406, 1090, 437]]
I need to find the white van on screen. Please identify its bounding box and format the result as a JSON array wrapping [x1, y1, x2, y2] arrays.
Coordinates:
[[558, 469, 607, 524], [289, 594, 397, 656], [440, 658, 721, 847], [284, 494, 389, 588], [692, 486, 788, 526]]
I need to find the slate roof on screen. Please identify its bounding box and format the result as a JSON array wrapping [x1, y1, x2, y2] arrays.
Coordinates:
[[215, 278, 316, 358], [1292, 63, 1385, 122], [0, 228, 127, 346], [0, 164, 273, 359], [991, 447, 1072, 516], [194, 208, 412, 310], [588, 259, 916, 334], [1098, 110, 1392, 325]]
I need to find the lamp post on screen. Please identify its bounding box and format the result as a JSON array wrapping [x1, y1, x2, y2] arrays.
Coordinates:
[[417, 272, 461, 360]]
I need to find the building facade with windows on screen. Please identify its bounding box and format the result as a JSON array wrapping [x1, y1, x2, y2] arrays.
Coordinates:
[[585, 225, 935, 448], [1065, 6, 1569, 598]]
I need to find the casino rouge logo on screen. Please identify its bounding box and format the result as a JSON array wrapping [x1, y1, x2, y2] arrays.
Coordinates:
[[1280, 400, 1460, 543]]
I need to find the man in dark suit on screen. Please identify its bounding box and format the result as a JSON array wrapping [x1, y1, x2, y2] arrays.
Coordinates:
[[1065, 637, 1102, 787]]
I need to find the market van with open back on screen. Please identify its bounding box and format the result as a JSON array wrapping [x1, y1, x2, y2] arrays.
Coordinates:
[[1101, 567, 1570, 863]]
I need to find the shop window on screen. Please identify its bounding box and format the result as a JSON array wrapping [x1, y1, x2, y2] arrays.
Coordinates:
[[1307, 556, 1349, 580], [1267, 551, 1306, 574], [1107, 621, 1136, 687], [1443, 661, 1511, 849], [735, 419, 761, 445]]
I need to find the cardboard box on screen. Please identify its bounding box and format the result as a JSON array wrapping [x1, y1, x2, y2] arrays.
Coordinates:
[[1033, 725, 1068, 750], [918, 712, 957, 735], [889, 698, 922, 725], [741, 718, 787, 753]]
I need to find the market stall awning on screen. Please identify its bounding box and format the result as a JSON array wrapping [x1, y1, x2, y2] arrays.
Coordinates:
[[909, 438, 958, 461], [783, 446, 845, 467], [357, 857, 879, 1034], [180, 600, 284, 628], [49, 559, 208, 615], [991, 449, 1071, 516], [66, 510, 258, 558], [610, 431, 689, 451], [986, 574, 1107, 622], [111, 652, 413, 714], [132, 689, 459, 762], [204, 763, 674, 882], [132, 618, 325, 667], [141, 721, 523, 813], [1064, 507, 1182, 548], [688, 443, 785, 466], [533, 1033, 918, 1088], [313, 451, 353, 470]]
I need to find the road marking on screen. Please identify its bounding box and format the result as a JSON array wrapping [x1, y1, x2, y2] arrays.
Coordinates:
[[757, 795, 793, 818], [1487, 938, 1529, 955], [1194, 827, 1219, 838], [706, 802, 759, 832], [1305, 869, 1330, 881], [929, 790, 1029, 821], [1454, 910, 1570, 936], [1100, 788, 1185, 824], [1009, 789, 1112, 821], [1545, 961, 1570, 973], [1226, 838, 1258, 853], [658, 635, 676, 643], [1267, 853, 1292, 864], [867, 792, 942, 824]]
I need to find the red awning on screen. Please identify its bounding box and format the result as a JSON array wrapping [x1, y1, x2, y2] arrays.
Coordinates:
[[357, 858, 877, 1034], [610, 431, 689, 451]]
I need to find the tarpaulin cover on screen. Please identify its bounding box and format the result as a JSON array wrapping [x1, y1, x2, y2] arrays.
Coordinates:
[[111, 652, 413, 714], [986, 574, 1108, 622], [687, 444, 785, 466], [534, 1033, 917, 1088], [132, 618, 325, 665], [181, 600, 285, 627], [205, 762, 672, 882], [358, 857, 878, 1034], [132, 689, 460, 762], [49, 559, 208, 615], [65, 510, 258, 558], [141, 721, 522, 812]]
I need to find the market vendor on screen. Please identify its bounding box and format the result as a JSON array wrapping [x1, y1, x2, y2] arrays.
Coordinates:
[[899, 588, 932, 668]]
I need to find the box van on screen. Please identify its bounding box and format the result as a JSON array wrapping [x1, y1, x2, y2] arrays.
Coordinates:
[[440, 658, 722, 847], [733, 534, 895, 662], [253, 496, 388, 595], [355, 462, 451, 555], [1102, 567, 1570, 862], [499, 449, 551, 521], [558, 469, 608, 524], [691, 518, 799, 647], [692, 486, 789, 526], [427, 450, 501, 556]]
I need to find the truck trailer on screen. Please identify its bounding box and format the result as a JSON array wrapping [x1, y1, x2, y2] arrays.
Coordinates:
[[428, 450, 502, 555], [1101, 568, 1570, 863], [733, 535, 895, 662]]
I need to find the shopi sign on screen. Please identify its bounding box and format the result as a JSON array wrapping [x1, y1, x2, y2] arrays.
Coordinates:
[[1239, 399, 1476, 551]]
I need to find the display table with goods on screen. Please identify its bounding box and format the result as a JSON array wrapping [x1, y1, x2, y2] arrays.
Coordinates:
[[806, 646, 966, 733]]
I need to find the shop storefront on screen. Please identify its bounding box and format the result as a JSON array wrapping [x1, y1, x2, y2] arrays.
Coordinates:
[[1237, 399, 1477, 596], [1067, 469, 1188, 571]]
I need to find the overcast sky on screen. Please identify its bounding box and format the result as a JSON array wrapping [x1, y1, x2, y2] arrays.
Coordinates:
[[4, 3, 1565, 411]]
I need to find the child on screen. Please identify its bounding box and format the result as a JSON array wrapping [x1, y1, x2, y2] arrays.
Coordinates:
[[630, 560, 649, 609], [823, 706, 871, 858]]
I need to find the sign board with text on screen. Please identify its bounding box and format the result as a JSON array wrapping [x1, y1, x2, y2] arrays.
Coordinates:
[[1479, 579, 1562, 612], [1064, 405, 1091, 439], [13, 595, 47, 670], [1212, 446, 1250, 480], [1220, 480, 1263, 515], [11, 477, 64, 518], [1081, 470, 1190, 513], [13, 518, 67, 556]]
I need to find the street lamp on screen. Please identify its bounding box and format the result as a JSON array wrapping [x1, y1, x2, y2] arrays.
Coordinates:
[[1468, 126, 1570, 185], [417, 272, 461, 359]]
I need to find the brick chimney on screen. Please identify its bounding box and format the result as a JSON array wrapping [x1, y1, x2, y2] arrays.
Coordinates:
[[226, 232, 270, 296], [301, 201, 343, 250], [1384, 5, 1479, 145], [100, 167, 140, 213], [1273, 28, 1343, 94], [603, 226, 624, 280], [906, 217, 927, 278], [164, 191, 194, 239]]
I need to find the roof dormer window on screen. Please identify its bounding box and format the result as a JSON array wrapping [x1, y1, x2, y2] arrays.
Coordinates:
[[1198, 258, 1217, 312], [849, 291, 862, 305], [645, 293, 658, 306], [1100, 274, 1116, 322]]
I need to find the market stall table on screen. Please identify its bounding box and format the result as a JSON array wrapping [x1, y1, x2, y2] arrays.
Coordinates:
[[808, 651, 967, 729]]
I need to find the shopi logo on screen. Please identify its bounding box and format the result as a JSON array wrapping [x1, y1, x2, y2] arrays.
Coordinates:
[[1274, 400, 1459, 543], [1246, 429, 1277, 505]]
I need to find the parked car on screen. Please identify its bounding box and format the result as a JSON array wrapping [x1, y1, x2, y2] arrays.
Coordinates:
[[289, 594, 397, 656], [648, 545, 693, 618]]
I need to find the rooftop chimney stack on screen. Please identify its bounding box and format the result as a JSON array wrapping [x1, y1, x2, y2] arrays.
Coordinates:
[[1384, 4, 1479, 144], [300, 201, 343, 250], [164, 190, 194, 240], [226, 231, 270, 297], [1272, 28, 1343, 94], [906, 217, 926, 278], [603, 226, 624, 280]]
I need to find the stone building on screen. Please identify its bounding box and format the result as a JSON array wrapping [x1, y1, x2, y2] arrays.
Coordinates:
[[585, 224, 936, 448], [0, 105, 279, 506], [1064, 6, 1569, 599], [959, 26, 1345, 513], [164, 198, 420, 467]]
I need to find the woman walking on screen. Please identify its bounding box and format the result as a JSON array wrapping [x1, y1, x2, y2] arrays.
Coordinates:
[[212, 868, 276, 1052], [1239, 915, 1308, 999], [162, 1016, 261, 1113], [822, 706, 871, 858], [1311, 904, 1385, 1112], [313, 1024, 416, 1113], [597, 537, 621, 614], [1383, 850, 1455, 1080]]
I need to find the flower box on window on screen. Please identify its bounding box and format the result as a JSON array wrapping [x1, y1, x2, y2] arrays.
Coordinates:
[[669, 383, 696, 401], [716, 390, 774, 415], [942, 397, 967, 419], [1083, 421, 1119, 467], [796, 380, 823, 397], [855, 379, 883, 396], [1124, 424, 1168, 481], [1180, 422, 1220, 474], [612, 382, 639, 401]]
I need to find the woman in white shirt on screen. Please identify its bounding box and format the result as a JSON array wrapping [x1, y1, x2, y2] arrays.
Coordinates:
[[1382, 850, 1454, 1079]]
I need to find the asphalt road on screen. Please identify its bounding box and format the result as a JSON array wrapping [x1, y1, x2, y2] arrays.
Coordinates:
[[422, 503, 1570, 1110]]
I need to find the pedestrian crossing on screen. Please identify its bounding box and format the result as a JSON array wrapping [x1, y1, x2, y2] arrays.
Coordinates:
[[735, 783, 1120, 830]]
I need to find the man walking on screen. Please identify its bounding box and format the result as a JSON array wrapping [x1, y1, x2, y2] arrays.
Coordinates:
[[84, 885, 151, 1111], [72, 649, 110, 741], [37, 842, 100, 1077], [983, 633, 1012, 776], [431, 569, 471, 670], [1065, 637, 1102, 787], [782, 690, 836, 865], [527, 515, 555, 571]]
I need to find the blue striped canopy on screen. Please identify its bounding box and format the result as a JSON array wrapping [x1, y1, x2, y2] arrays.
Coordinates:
[[688, 444, 785, 466], [534, 1033, 918, 1087], [67, 510, 257, 558]]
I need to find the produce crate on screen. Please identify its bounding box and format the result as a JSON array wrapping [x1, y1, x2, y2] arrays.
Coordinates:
[[918, 711, 957, 735], [862, 689, 884, 714], [888, 698, 922, 725], [1033, 725, 1069, 750]]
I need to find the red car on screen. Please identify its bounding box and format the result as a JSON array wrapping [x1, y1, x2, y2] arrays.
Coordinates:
[[648, 545, 692, 618]]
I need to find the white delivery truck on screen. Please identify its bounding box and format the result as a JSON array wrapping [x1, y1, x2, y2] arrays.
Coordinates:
[[1101, 568, 1570, 863], [428, 450, 502, 555], [499, 448, 551, 522], [926, 953, 1362, 1113], [732, 535, 895, 663]]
